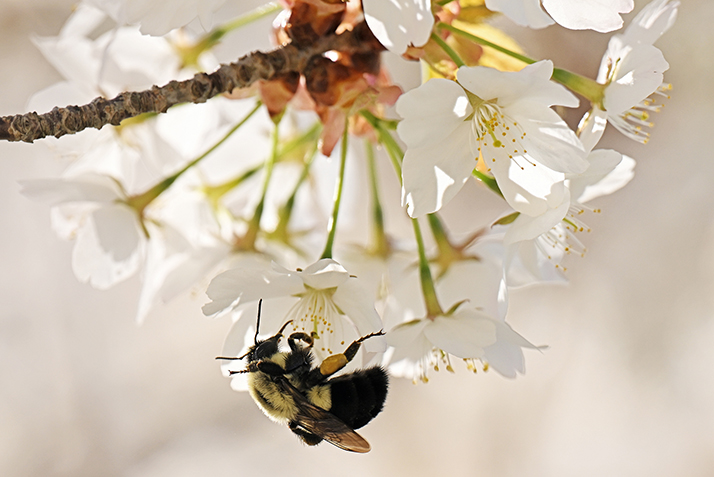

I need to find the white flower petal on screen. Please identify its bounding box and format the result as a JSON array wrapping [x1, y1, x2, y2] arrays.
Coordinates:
[[504, 189, 570, 244], [577, 107, 609, 153], [299, 259, 350, 290], [489, 155, 565, 217], [505, 101, 588, 174], [362, 0, 434, 54], [571, 152, 636, 204], [386, 319, 429, 348], [485, 0, 554, 29], [71, 213, 143, 289], [332, 278, 383, 335], [542, 0, 633, 32], [423, 310, 498, 358], [603, 42, 669, 116], [504, 238, 567, 287], [401, 123, 475, 217], [396, 78, 473, 149], [202, 267, 303, 317], [20, 175, 122, 205], [458, 61, 579, 109], [623, 0, 679, 45], [482, 320, 540, 378], [92, 203, 142, 261]]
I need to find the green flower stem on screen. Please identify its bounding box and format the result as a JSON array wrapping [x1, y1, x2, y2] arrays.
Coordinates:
[[320, 120, 349, 260], [438, 22, 606, 106], [270, 136, 319, 244], [439, 22, 535, 65], [243, 116, 281, 248], [126, 100, 262, 215], [427, 213, 455, 259], [204, 166, 261, 207], [472, 169, 503, 198], [412, 218, 444, 318], [178, 3, 282, 67], [551, 68, 605, 107], [431, 32, 465, 68], [360, 110, 403, 184], [365, 140, 390, 257], [204, 121, 320, 206]]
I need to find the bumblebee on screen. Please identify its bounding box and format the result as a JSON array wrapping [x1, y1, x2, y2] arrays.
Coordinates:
[[217, 300, 389, 453]]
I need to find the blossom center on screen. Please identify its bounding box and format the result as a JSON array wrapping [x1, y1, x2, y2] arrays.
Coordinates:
[[609, 83, 672, 144], [287, 289, 340, 355], [469, 100, 529, 168]]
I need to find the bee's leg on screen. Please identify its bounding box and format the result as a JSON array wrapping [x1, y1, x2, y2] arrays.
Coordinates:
[[226, 360, 286, 376], [312, 330, 385, 381], [287, 332, 314, 352]]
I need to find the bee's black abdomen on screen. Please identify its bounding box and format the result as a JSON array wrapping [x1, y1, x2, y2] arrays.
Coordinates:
[[328, 367, 388, 430]]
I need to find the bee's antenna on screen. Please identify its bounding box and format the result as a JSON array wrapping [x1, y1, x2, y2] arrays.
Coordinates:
[[254, 299, 263, 345], [277, 319, 294, 335]]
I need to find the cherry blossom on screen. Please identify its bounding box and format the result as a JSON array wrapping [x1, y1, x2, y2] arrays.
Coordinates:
[[397, 60, 587, 219], [203, 258, 384, 360], [485, 0, 633, 33], [386, 305, 538, 382], [578, 0, 679, 148]]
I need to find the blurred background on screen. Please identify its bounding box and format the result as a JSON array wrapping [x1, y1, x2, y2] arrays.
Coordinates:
[[1, 1, 713, 475]]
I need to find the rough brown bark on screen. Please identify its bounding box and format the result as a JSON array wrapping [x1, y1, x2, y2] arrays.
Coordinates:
[[0, 22, 381, 143]]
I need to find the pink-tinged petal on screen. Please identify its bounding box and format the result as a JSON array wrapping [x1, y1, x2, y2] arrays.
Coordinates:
[[202, 267, 304, 317], [485, 0, 554, 29], [299, 259, 350, 290], [362, 0, 434, 54], [332, 278, 384, 335], [604, 43, 669, 116], [504, 190, 570, 244], [423, 310, 498, 358], [401, 123, 475, 217], [542, 0, 633, 33], [396, 78, 472, 149]]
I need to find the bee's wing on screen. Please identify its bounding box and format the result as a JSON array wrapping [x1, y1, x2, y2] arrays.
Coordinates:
[[277, 378, 371, 453]]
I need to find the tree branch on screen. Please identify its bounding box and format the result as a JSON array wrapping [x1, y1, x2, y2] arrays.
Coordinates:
[[0, 22, 380, 143]]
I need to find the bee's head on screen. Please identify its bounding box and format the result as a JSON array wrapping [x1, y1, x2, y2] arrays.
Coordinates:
[[242, 299, 292, 363]]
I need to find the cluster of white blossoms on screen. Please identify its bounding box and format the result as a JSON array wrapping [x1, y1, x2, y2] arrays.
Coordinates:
[[19, 0, 677, 383]]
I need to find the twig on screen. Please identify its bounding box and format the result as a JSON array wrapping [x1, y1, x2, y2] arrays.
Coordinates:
[[0, 22, 381, 143]]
